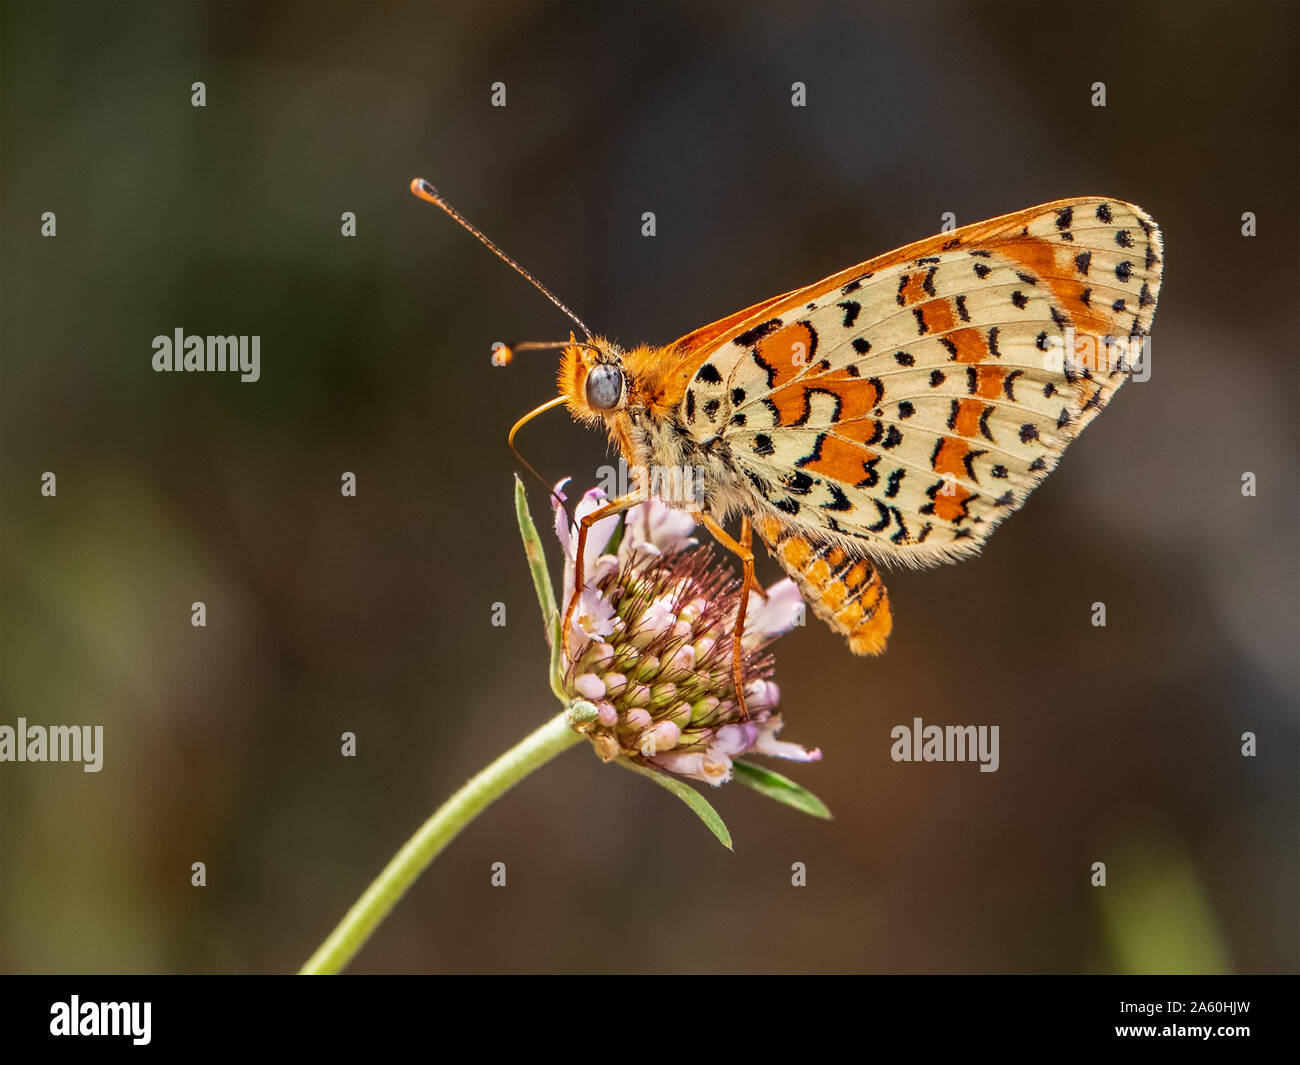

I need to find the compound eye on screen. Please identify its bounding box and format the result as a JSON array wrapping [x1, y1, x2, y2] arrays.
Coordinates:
[[585, 364, 623, 410]]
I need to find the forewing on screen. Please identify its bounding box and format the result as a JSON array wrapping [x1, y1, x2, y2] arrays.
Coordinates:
[[678, 197, 1163, 566]]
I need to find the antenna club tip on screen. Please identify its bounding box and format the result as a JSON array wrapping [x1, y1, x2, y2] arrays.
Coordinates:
[[410, 177, 442, 203]]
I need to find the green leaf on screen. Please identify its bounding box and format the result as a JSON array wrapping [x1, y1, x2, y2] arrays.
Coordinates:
[[618, 759, 733, 850], [513, 476, 567, 702], [514, 475, 559, 632], [733, 760, 832, 820]]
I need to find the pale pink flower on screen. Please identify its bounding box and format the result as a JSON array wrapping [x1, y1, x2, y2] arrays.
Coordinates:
[[552, 482, 820, 787]]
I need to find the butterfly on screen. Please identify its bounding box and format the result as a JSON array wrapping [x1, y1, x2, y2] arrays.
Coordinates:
[[413, 180, 1163, 714]]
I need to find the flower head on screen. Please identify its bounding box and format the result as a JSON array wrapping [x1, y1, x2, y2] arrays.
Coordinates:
[[552, 481, 819, 786]]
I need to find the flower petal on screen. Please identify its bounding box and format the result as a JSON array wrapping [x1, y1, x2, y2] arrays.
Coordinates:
[[651, 749, 733, 786], [574, 487, 621, 566], [550, 478, 573, 557], [742, 578, 805, 648], [570, 584, 617, 644], [753, 714, 822, 763], [620, 497, 698, 561], [744, 679, 781, 714]]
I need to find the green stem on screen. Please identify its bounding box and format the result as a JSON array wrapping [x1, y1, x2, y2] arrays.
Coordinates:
[[299, 712, 582, 974]]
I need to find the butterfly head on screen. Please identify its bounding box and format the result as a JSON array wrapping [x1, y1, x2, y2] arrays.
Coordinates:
[[558, 334, 629, 425]]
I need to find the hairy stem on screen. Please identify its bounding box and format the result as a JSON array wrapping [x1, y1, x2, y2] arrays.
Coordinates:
[[299, 712, 581, 974]]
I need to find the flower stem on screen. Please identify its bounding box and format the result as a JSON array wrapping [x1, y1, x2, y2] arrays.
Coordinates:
[[298, 712, 582, 974]]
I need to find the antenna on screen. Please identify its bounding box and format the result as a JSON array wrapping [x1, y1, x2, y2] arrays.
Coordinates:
[[410, 178, 593, 339]]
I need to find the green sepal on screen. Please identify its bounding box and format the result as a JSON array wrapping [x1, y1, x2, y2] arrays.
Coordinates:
[[733, 760, 832, 820], [618, 759, 733, 850], [513, 476, 566, 702]]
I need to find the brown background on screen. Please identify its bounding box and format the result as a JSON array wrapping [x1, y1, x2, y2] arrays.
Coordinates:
[[2, 0, 1297, 972]]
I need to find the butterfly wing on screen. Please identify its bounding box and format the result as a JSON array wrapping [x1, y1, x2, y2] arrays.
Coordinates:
[[677, 197, 1163, 568]]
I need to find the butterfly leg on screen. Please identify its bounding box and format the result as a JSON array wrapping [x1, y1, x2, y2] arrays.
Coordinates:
[[562, 493, 641, 667], [738, 516, 767, 601], [696, 512, 757, 720]]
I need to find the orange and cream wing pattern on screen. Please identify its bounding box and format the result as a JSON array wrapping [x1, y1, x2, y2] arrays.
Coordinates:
[[678, 197, 1163, 568]]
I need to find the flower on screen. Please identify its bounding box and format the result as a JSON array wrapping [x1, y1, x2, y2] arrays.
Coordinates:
[[552, 482, 820, 786]]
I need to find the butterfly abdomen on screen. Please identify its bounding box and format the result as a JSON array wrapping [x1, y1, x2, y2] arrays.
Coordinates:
[[755, 516, 892, 656]]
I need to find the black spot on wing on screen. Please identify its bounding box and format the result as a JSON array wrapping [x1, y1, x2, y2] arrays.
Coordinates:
[[733, 318, 782, 348], [889, 508, 911, 544], [866, 500, 891, 532], [752, 349, 779, 389], [795, 433, 824, 468], [781, 471, 814, 495], [856, 455, 881, 489], [821, 483, 852, 511]]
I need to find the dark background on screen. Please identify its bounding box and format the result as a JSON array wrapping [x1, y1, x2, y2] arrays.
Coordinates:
[[2, 1, 1296, 973]]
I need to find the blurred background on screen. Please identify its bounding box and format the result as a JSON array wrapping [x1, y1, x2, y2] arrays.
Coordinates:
[[2, 1, 1296, 973]]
